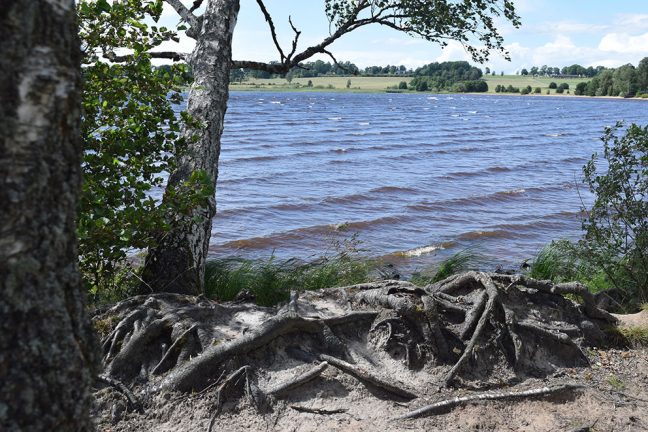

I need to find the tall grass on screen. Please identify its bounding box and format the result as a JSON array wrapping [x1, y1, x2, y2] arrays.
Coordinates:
[[410, 250, 479, 286], [205, 230, 376, 306], [528, 240, 613, 292], [204, 254, 374, 306]]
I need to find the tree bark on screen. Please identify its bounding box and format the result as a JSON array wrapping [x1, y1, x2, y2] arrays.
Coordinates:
[[0, 1, 97, 431], [142, 0, 240, 294]]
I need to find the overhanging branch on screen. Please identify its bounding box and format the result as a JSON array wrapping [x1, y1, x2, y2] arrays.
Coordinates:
[[164, 0, 201, 38], [255, 0, 286, 62]]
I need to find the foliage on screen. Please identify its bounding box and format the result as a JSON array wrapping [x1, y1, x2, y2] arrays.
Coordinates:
[[581, 122, 648, 305], [410, 250, 479, 285], [204, 231, 375, 306], [574, 58, 648, 98], [77, 0, 190, 300], [548, 82, 557, 89], [410, 61, 485, 92], [398, 81, 408, 90], [325, 0, 520, 64], [495, 84, 521, 93], [575, 82, 588, 95]]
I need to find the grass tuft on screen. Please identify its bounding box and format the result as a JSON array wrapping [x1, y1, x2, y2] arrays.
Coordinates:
[[618, 326, 648, 347], [410, 250, 479, 286], [204, 253, 376, 306]]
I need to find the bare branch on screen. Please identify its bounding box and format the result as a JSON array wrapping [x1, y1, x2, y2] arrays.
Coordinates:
[[255, 0, 286, 62], [322, 49, 356, 75], [231, 1, 369, 74], [286, 16, 301, 61], [164, 0, 200, 35]]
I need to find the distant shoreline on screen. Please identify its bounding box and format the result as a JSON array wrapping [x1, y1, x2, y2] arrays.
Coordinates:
[[229, 84, 648, 101], [227, 74, 648, 101]]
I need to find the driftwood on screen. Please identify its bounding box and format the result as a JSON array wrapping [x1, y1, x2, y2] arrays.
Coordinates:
[[395, 383, 584, 419]]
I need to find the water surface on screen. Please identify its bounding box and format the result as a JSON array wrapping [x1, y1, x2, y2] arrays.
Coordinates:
[[200, 92, 648, 270]]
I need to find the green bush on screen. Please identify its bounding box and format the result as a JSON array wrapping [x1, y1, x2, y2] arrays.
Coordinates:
[[575, 82, 588, 96], [398, 81, 408, 90], [580, 122, 648, 306], [549, 82, 557, 89]]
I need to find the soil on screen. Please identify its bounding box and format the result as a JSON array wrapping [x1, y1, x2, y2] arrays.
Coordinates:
[[91, 274, 648, 432]]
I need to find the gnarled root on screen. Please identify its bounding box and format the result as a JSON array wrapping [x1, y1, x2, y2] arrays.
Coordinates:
[[94, 273, 615, 420]]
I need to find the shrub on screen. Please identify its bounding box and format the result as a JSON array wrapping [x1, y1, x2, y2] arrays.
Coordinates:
[[534, 87, 541, 94], [549, 82, 557, 89], [581, 123, 648, 306], [416, 80, 429, 91], [575, 82, 588, 95], [398, 81, 408, 90]]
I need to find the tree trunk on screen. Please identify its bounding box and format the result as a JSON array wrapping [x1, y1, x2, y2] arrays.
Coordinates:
[[0, 1, 97, 431], [142, 0, 240, 295]]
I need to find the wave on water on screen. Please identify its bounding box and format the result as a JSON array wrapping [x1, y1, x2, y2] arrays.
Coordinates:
[[398, 244, 446, 257], [328, 117, 342, 121], [214, 215, 407, 251], [369, 185, 418, 194]]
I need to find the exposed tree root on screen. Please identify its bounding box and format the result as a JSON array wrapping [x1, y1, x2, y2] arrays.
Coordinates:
[[267, 361, 330, 396], [93, 272, 620, 427], [290, 405, 348, 415], [320, 354, 418, 400], [96, 375, 143, 414], [395, 383, 584, 420], [207, 366, 258, 432]]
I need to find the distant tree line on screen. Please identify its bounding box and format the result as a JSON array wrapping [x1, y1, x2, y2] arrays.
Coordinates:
[[572, 58, 648, 98], [518, 64, 605, 77], [229, 60, 415, 82], [409, 61, 488, 92]]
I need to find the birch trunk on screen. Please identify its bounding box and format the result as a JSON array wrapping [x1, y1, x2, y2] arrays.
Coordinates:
[[0, 1, 97, 430], [142, 0, 240, 295]]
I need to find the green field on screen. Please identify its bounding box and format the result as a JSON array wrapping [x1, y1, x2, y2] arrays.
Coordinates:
[[230, 74, 591, 95], [230, 76, 406, 92]]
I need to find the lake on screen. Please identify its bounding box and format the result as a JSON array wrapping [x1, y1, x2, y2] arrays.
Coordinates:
[[202, 92, 648, 272]]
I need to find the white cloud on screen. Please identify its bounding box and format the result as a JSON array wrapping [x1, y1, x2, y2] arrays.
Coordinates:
[[613, 14, 648, 32], [434, 40, 472, 63], [598, 32, 648, 54], [528, 21, 609, 34]]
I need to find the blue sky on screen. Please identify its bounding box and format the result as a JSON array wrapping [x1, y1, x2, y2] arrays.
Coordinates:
[[159, 0, 648, 72]]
